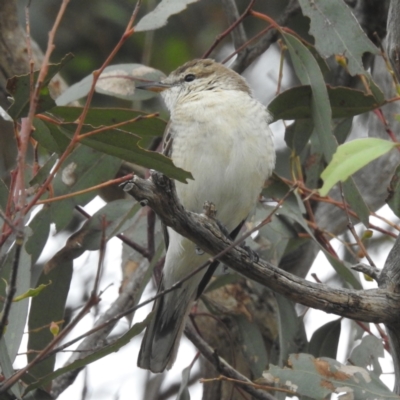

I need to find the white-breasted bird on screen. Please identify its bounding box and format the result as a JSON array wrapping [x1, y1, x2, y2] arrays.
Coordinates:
[[137, 59, 275, 373]]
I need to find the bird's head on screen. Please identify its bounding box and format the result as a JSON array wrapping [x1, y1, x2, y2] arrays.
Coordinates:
[[138, 59, 251, 111]]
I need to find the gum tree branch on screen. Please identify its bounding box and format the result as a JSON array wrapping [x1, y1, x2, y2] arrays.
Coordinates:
[[124, 172, 400, 324]]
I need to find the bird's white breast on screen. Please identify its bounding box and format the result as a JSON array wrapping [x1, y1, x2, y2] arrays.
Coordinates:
[[169, 89, 275, 232]]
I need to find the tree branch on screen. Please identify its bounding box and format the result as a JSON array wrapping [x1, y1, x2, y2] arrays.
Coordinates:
[[124, 172, 400, 324], [185, 323, 277, 400]]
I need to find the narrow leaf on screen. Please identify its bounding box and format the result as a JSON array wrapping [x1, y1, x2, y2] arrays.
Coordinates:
[[135, 0, 201, 32], [386, 163, 400, 218], [282, 33, 336, 162], [319, 138, 397, 196], [56, 64, 165, 105]]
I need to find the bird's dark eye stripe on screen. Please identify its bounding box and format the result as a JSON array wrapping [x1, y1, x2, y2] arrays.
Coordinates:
[[184, 74, 196, 82]]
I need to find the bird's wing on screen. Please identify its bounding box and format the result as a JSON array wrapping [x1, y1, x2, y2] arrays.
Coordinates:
[[195, 219, 246, 298], [161, 120, 174, 251]]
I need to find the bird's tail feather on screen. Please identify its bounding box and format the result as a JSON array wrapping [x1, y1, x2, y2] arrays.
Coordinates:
[[137, 283, 193, 373]]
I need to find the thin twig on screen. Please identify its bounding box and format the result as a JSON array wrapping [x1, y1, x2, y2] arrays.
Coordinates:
[[202, 0, 255, 58], [35, 174, 134, 205]]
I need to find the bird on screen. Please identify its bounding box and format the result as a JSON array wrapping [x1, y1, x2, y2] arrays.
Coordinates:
[[137, 58, 275, 373]]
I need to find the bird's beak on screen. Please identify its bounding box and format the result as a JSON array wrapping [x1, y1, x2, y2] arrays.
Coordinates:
[[136, 82, 171, 92]]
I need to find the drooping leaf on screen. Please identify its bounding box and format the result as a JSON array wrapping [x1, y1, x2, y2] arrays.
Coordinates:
[[0, 179, 8, 212], [24, 312, 153, 394], [0, 338, 24, 399], [177, 362, 193, 400], [282, 33, 336, 163], [349, 335, 384, 377], [234, 315, 268, 377], [272, 294, 308, 367], [0, 243, 31, 364], [135, 0, 201, 32], [27, 260, 73, 382], [298, 0, 379, 76], [386, 163, 400, 218], [341, 179, 371, 227], [262, 353, 396, 399], [309, 318, 341, 359], [6, 53, 74, 119], [55, 64, 165, 105], [268, 85, 384, 122], [25, 207, 51, 264], [319, 138, 397, 196], [58, 123, 191, 183]]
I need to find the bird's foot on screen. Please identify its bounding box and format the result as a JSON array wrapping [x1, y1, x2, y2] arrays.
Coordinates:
[[202, 201, 217, 219], [240, 243, 259, 263]]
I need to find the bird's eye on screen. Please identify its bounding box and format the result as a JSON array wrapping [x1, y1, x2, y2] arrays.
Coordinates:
[[184, 74, 196, 82]]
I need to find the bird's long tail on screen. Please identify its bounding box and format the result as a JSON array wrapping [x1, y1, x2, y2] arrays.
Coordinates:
[[137, 282, 194, 373]]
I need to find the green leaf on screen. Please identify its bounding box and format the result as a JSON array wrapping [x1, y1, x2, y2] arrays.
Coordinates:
[[0, 338, 23, 399], [282, 33, 336, 162], [263, 354, 397, 399], [55, 64, 165, 105], [272, 294, 308, 367], [284, 119, 314, 154], [177, 363, 192, 400], [386, 163, 400, 218], [135, 0, 201, 32], [49, 145, 122, 231], [309, 318, 341, 358], [49, 106, 167, 138], [349, 335, 384, 377], [29, 154, 58, 188], [333, 117, 353, 145], [33, 118, 70, 154], [298, 0, 379, 76], [24, 312, 153, 394], [58, 123, 191, 183], [27, 260, 73, 382], [13, 281, 52, 302], [6, 53, 73, 119], [319, 138, 397, 196], [268, 85, 384, 122], [234, 315, 268, 377], [0, 179, 8, 212], [0, 244, 31, 363], [341, 179, 371, 227], [25, 207, 51, 264]]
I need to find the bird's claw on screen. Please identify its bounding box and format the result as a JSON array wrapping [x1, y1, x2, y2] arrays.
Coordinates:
[[240, 244, 259, 263], [202, 201, 217, 218]]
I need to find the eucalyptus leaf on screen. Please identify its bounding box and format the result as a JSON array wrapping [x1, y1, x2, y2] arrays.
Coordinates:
[[320, 138, 397, 196], [56, 64, 165, 105], [135, 0, 201, 32], [298, 0, 379, 76]]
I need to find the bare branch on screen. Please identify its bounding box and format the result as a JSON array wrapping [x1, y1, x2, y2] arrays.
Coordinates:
[[185, 323, 277, 400]]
